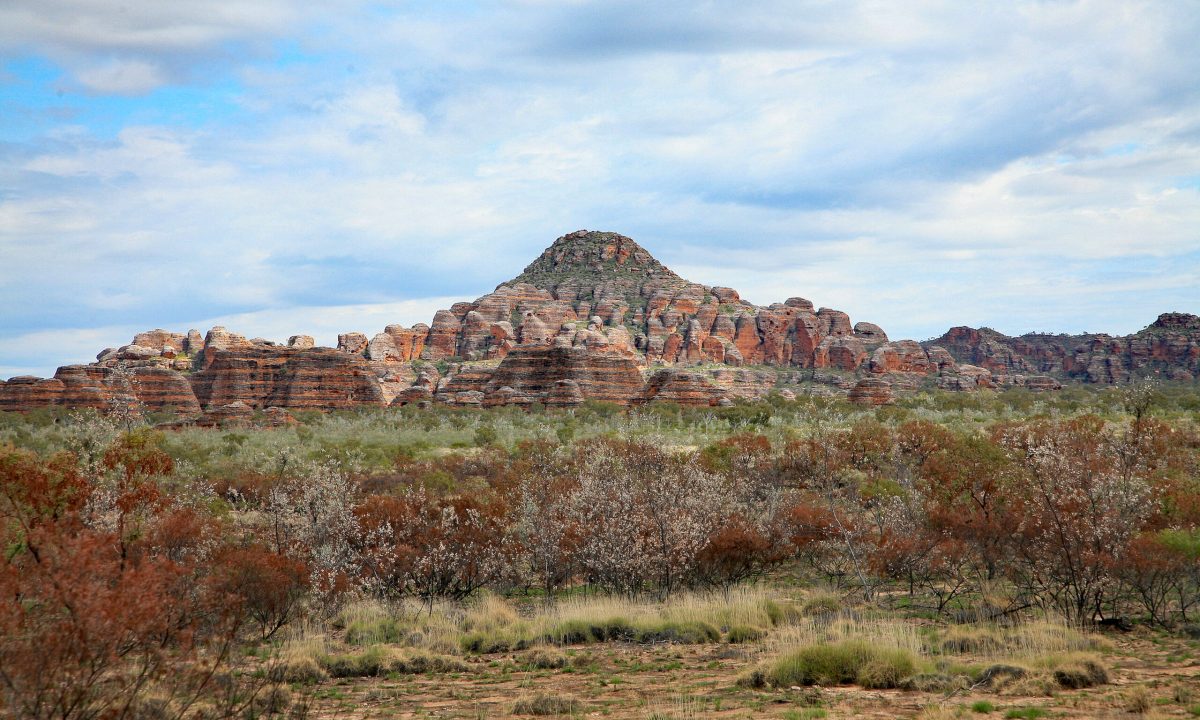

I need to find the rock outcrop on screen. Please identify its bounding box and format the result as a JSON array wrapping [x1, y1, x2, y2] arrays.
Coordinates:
[[927, 313, 1200, 384], [191, 347, 385, 410], [472, 346, 646, 407], [849, 377, 894, 405], [3, 231, 1196, 415], [0, 364, 200, 415]]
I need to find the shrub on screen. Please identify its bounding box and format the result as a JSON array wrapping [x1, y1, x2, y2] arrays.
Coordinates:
[[634, 620, 720, 644], [541, 617, 635, 645], [1052, 657, 1108, 689], [941, 626, 1005, 654], [1124, 685, 1152, 714], [460, 628, 530, 654], [320, 646, 392, 677], [345, 615, 405, 645], [752, 639, 919, 689], [726, 625, 766, 643], [856, 648, 920, 689], [971, 700, 995, 713], [801, 593, 841, 616], [512, 693, 580, 715], [763, 598, 804, 625], [898, 673, 970, 692], [389, 650, 470, 674], [278, 656, 327, 684], [522, 648, 567, 669], [211, 544, 308, 640], [319, 646, 468, 677]]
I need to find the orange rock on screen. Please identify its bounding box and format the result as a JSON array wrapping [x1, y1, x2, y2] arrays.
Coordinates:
[[191, 347, 385, 410], [849, 377, 894, 405]]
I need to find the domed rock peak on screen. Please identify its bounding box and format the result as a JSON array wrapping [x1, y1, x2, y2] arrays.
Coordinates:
[[499, 229, 691, 304], [506, 230, 683, 290]]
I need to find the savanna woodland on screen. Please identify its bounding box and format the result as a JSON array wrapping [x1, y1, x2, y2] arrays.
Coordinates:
[[3, 385, 1200, 719]]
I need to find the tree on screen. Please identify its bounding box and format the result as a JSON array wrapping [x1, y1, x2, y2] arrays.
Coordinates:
[[509, 441, 579, 600], [0, 443, 246, 720], [355, 487, 514, 606], [777, 413, 881, 600], [211, 545, 309, 640], [263, 460, 357, 605], [920, 434, 1019, 583], [999, 416, 1153, 622], [571, 440, 731, 598]]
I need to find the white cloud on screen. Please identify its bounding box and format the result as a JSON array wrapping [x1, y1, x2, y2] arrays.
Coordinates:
[[1, 0, 1197, 376], [74, 59, 166, 95], [0, 0, 305, 53]]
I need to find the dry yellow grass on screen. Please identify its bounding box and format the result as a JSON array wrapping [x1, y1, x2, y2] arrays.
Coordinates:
[[767, 612, 927, 657]]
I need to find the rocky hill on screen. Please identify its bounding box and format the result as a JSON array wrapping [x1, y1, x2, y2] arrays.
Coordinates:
[[2, 230, 1197, 418], [926, 312, 1200, 385]]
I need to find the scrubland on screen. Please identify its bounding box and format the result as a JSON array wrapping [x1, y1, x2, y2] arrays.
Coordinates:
[[1, 383, 1199, 718]]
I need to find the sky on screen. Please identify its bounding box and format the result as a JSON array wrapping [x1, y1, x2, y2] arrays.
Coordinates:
[[1, 0, 1198, 378]]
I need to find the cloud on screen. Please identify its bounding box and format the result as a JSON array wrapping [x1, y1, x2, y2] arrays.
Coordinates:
[[74, 59, 166, 95], [0, 0, 359, 92], [1, 1, 1198, 377]]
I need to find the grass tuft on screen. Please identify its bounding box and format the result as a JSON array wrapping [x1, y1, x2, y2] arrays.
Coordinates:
[[511, 693, 580, 716], [1125, 685, 1152, 715], [745, 638, 919, 689], [318, 646, 469, 677], [521, 648, 567, 669], [726, 624, 766, 643]]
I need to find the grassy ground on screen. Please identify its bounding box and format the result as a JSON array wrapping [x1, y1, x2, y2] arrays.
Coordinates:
[[258, 589, 1200, 719], [3, 383, 1197, 479], [3, 386, 1198, 718]]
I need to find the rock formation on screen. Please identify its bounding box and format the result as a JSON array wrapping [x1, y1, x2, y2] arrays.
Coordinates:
[[191, 347, 385, 410], [2, 230, 1196, 415], [927, 313, 1200, 385]]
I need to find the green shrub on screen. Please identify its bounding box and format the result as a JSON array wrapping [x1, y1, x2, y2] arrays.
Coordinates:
[[319, 647, 468, 676], [634, 620, 719, 644], [726, 625, 766, 643], [751, 640, 919, 689], [320, 646, 391, 677], [389, 650, 470, 675], [460, 629, 530, 654], [972, 700, 995, 714], [345, 616, 404, 645], [541, 617, 635, 645]]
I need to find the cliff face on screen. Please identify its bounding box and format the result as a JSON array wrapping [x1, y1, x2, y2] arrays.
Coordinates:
[[0, 364, 200, 415], [191, 347, 386, 410], [2, 230, 1196, 415], [927, 313, 1200, 385]]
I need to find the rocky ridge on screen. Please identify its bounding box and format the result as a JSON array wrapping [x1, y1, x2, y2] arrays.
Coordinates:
[[926, 313, 1200, 385], [2, 230, 1196, 417]]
